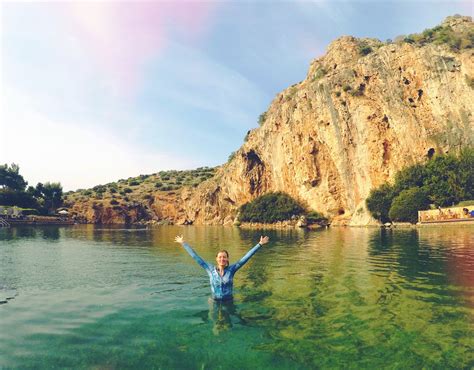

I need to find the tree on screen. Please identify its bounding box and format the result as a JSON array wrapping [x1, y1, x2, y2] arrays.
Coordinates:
[[34, 182, 63, 214], [389, 187, 430, 224], [239, 192, 305, 223], [393, 164, 427, 194], [366, 184, 395, 223], [0, 163, 27, 191], [457, 148, 474, 200], [424, 154, 462, 206], [367, 148, 474, 222]]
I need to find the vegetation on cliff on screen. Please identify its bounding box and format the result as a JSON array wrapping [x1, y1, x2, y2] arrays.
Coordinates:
[[0, 163, 63, 215], [367, 148, 474, 223], [66, 167, 216, 202], [393, 15, 474, 51], [62, 167, 218, 223]]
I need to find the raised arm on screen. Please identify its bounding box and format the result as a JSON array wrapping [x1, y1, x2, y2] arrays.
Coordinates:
[[232, 236, 269, 272], [174, 235, 210, 271]]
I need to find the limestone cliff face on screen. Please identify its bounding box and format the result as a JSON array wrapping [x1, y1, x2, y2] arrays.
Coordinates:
[[182, 16, 474, 226], [68, 16, 473, 226]]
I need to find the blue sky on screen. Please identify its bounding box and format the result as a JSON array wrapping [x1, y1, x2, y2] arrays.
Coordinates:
[[1, 1, 472, 191]]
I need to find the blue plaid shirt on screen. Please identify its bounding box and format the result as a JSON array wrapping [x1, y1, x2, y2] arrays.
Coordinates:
[[182, 242, 262, 300]]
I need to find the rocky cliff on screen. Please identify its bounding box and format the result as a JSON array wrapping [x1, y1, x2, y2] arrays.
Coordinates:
[[181, 15, 474, 226], [69, 16, 474, 226]]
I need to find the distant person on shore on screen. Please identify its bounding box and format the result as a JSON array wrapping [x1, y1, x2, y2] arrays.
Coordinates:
[[174, 235, 270, 301]]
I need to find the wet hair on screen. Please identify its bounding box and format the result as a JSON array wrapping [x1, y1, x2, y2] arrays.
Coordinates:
[[216, 250, 230, 267]]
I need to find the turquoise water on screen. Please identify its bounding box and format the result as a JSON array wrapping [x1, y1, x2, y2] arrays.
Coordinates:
[[0, 225, 473, 369]]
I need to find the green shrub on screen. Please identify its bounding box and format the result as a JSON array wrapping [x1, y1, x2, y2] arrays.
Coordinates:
[[128, 180, 140, 186], [393, 164, 427, 193], [366, 184, 395, 223], [110, 199, 119, 205], [401, 22, 473, 51], [423, 152, 471, 206], [306, 211, 327, 224], [258, 112, 267, 126], [155, 182, 163, 188], [92, 185, 106, 194], [312, 67, 327, 81], [367, 148, 474, 221], [359, 46, 373, 56], [389, 187, 430, 223], [238, 192, 305, 223], [123, 188, 133, 194]]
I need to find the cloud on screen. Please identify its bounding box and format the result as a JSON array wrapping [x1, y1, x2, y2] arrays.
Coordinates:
[[0, 89, 199, 191], [60, 1, 219, 97], [142, 41, 268, 130]]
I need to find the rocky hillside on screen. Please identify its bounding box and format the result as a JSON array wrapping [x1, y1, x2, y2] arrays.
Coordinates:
[[69, 16, 474, 226], [64, 168, 215, 224]]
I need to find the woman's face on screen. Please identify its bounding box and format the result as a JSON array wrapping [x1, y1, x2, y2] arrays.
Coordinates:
[[216, 252, 229, 267]]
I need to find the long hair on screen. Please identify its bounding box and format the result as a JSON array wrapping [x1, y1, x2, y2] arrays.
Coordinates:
[[216, 249, 230, 267]]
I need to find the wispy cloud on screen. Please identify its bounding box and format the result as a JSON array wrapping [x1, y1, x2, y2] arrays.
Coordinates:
[[60, 1, 219, 97], [1, 88, 199, 191], [142, 41, 268, 130]]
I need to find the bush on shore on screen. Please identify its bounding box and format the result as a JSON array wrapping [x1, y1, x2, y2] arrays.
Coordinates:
[[367, 148, 474, 223], [388, 188, 430, 224], [238, 192, 305, 223]]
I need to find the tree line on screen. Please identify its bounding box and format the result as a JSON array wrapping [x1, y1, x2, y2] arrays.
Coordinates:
[[366, 148, 474, 223], [0, 163, 63, 215]]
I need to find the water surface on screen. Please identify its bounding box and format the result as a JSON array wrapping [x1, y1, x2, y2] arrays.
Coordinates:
[[1, 225, 473, 369]]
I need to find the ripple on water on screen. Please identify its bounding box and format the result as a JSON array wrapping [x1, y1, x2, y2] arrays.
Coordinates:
[[1, 226, 473, 369]]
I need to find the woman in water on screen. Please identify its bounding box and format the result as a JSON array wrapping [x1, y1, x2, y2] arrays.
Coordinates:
[[174, 235, 269, 301]]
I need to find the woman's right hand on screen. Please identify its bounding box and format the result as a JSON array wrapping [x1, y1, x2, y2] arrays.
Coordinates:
[[259, 235, 270, 245], [174, 235, 184, 244]]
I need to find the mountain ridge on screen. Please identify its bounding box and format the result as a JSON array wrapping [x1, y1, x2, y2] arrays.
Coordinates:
[[68, 15, 474, 226]]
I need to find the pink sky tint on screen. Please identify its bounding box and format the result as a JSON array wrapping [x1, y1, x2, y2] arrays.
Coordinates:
[[299, 35, 325, 63], [59, 1, 219, 97]]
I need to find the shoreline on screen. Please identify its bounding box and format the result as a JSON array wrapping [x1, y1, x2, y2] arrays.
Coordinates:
[[3, 219, 473, 228]]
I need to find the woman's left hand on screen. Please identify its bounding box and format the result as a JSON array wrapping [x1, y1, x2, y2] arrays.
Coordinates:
[[259, 236, 270, 245]]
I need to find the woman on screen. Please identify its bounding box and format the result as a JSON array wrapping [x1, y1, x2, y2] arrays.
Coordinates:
[[174, 235, 270, 301]]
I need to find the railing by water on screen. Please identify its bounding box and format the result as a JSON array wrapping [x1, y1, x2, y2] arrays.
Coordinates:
[[0, 217, 10, 228]]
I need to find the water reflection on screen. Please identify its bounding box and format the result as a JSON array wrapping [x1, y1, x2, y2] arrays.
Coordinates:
[[0, 226, 38, 240], [42, 227, 61, 241], [206, 299, 240, 335], [1, 225, 473, 368]]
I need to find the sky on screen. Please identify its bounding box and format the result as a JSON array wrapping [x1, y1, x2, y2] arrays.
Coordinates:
[[1, 1, 472, 191]]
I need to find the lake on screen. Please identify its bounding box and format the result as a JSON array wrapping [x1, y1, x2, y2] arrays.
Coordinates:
[[0, 225, 473, 369]]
